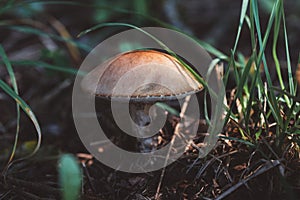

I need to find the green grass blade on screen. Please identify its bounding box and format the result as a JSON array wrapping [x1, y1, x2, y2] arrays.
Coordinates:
[[78, 22, 213, 95], [282, 5, 294, 96], [0, 25, 91, 52], [252, 0, 272, 81], [243, 54, 257, 127], [233, 0, 249, 53], [0, 45, 20, 166], [78, 21, 228, 60], [272, 0, 290, 106], [249, 2, 256, 50], [193, 39, 228, 60], [272, 0, 283, 89], [155, 102, 179, 116], [204, 58, 221, 126], [230, 51, 240, 90], [78, 23, 210, 89], [0, 80, 41, 170], [10, 60, 86, 76], [78, 22, 229, 104], [78, 22, 171, 53], [224, 53, 254, 124], [252, 0, 283, 127]]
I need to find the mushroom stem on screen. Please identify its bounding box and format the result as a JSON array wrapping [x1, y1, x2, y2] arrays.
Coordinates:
[[129, 102, 157, 152]]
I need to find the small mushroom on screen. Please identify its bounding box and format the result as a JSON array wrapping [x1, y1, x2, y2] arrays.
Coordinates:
[[81, 50, 203, 152]]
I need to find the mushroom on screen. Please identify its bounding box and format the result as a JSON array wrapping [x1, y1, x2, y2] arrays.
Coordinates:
[[81, 49, 203, 152]]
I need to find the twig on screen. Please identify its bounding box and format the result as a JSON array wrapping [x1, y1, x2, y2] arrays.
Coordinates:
[[81, 162, 97, 193], [154, 95, 191, 200], [215, 159, 280, 200], [195, 150, 238, 179]]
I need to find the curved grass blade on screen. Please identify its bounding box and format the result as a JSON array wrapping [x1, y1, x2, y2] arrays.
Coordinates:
[[78, 23, 170, 52], [78, 22, 210, 89], [78, 22, 222, 99], [0, 25, 91, 52], [0, 80, 41, 174], [0, 45, 20, 168], [78, 22, 228, 60], [10, 60, 86, 76]]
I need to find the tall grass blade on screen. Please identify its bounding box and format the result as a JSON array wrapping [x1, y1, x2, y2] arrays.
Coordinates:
[[282, 4, 294, 96], [0, 45, 20, 168], [233, 0, 249, 53], [224, 53, 255, 124], [252, 0, 283, 127], [0, 80, 41, 174], [243, 54, 258, 127], [204, 58, 221, 126], [272, 0, 290, 106]]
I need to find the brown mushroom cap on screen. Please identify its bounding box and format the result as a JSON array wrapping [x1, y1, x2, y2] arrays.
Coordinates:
[[81, 50, 203, 102]]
